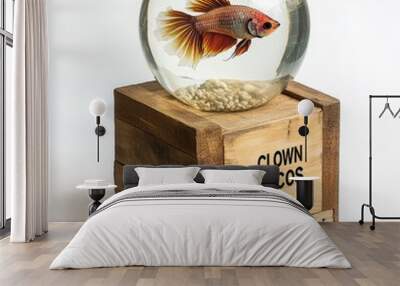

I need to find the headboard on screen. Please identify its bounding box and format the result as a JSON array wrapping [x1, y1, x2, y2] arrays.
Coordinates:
[[122, 165, 280, 190]]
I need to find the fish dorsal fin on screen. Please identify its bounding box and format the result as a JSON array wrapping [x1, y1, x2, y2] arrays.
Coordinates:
[[187, 0, 231, 13]]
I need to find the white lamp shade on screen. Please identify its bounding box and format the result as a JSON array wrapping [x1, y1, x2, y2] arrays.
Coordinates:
[[89, 99, 107, 117], [298, 99, 314, 116]]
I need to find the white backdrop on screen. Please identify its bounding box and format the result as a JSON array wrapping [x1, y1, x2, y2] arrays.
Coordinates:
[[47, 0, 400, 221]]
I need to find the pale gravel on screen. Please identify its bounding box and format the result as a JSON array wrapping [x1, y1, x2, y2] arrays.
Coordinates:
[[174, 79, 287, 112]]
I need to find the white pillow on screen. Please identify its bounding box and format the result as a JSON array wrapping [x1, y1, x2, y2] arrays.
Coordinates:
[[200, 169, 266, 185], [135, 167, 200, 186]]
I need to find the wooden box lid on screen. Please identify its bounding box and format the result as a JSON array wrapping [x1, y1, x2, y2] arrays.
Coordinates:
[[114, 81, 338, 133]]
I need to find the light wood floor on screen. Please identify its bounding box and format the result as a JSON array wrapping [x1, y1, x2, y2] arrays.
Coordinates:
[[0, 222, 399, 286]]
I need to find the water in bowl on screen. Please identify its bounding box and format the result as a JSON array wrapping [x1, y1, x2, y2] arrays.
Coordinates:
[[140, 0, 310, 112]]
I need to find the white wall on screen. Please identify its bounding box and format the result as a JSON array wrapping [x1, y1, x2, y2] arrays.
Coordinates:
[[48, 0, 152, 221], [295, 0, 400, 221], [48, 0, 400, 221]]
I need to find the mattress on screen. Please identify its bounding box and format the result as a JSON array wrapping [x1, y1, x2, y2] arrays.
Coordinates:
[[50, 183, 350, 269]]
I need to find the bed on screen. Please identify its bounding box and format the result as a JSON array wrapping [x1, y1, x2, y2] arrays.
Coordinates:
[[50, 165, 350, 269]]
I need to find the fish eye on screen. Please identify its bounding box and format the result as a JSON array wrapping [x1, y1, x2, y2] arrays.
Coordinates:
[[263, 22, 272, 30]]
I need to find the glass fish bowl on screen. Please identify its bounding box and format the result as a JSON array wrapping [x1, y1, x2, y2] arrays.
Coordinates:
[[140, 0, 310, 112]]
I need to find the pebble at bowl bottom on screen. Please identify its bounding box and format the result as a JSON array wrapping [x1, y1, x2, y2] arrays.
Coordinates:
[[174, 78, 289, 112]]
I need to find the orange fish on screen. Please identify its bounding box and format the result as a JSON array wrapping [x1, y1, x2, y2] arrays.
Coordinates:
[[158, 0, 280, 67]]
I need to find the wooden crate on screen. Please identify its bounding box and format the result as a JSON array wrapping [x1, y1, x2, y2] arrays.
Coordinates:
[[114, 81, 340, 220], [312, 209, 335, 223]]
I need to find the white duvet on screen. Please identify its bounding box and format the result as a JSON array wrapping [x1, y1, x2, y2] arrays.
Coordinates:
[[50, 183, 351, 269]]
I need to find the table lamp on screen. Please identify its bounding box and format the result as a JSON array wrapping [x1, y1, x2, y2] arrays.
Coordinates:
[[89, 99, 107, 162], [298, 99, 314, 163]]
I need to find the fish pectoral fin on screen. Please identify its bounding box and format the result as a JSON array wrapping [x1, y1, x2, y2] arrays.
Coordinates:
[[203, 33, 237, 57], [229, 39, 252, 59], [187, 0, 231, 13]]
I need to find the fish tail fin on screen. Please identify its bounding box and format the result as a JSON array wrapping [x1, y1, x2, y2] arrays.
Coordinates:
[[157, 9, 203, 67]]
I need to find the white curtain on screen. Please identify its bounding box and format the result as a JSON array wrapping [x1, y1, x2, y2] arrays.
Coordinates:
[[9, 0, 48, 242]]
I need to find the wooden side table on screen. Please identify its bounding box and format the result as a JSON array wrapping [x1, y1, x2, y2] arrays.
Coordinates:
[[76, 183, 117, 215], [289, 177, 320, 210]]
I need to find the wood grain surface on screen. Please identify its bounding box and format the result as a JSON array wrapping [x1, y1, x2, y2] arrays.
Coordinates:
[[1, 222, 399, 286], [223, 108, 323, 214], [115, 119, 197, 165]]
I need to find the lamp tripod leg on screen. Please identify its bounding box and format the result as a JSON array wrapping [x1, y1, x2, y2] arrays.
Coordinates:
[[97, 125, 100, 162], [96, 115, 100, 163], [305, 134, 308, 163]]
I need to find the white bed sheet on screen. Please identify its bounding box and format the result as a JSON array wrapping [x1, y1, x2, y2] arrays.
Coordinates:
[[50, 183, 350, 269]]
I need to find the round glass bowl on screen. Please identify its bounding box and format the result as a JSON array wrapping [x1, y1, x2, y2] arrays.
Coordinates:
[[140, 0, 310, 112]]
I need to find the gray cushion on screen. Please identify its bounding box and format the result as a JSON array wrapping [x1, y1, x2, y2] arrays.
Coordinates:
[[135, 167, 201, 186], [123, 165, 280, 189]]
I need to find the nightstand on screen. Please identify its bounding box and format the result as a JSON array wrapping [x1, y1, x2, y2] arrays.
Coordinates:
[[77, 181, 117, 215], [289, 177, 320, 210]]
